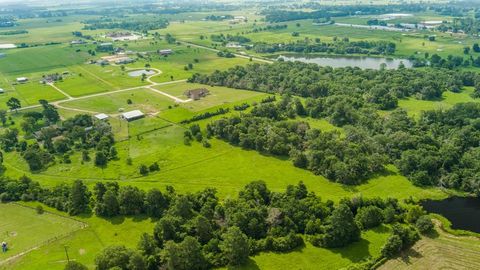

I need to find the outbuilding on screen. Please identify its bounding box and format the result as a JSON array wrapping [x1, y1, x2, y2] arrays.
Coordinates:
[[94, 113, 109, 121], [16, 77, 28, 83], [0, 88, 4, 94], [121, 110, 144, 121]]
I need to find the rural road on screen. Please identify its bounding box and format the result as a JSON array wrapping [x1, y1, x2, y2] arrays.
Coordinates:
[[12, 69, 188, 114], [179, 40, 274, 64]]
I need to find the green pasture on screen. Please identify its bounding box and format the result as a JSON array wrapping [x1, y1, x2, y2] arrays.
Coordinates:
[[62, 88, 174, 114], [155, 82, 267, 112], [0, 203, 84, 263], [235, 225, 390, 270], [0, 45, 93, 76], [55, 65, 149, 97], [3, 202, 156, 270], [395, 87, 479, 118], [13, 82, 66, 106]]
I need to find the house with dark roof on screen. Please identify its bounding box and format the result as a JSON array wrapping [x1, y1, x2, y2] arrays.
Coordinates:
[[184, 88, 210, 100]]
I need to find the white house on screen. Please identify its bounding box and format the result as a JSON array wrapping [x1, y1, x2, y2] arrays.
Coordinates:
[[121, 110, 144, 121], [0, 88, 4, 94]]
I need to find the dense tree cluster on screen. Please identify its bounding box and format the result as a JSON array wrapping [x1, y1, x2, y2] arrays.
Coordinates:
[[82, 18, 169, 32], [262, 5, 427, 22], [190, 62, 480, 192], [189, 62, 473, 110], [210, 34, 250, 44], [204, 15, 234, 21], [0, 176, 428, 269], [0, 108, 116, 171], [205, 108, 384, 184], [252, 39, 396, 55]]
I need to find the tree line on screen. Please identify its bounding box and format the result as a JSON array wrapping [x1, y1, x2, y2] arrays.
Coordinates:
[[0, 176, 432, 270], [251, 39, 396, 55]]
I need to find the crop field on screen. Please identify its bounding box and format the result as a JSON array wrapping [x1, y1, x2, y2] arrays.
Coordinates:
[[0, 203, 85, 264]]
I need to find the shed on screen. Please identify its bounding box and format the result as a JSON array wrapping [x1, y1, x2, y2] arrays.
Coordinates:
[[121, 110, 144, 121], [0, 88, 4, 94], [159, 49, 173, 55], [16, 77, 28, 83], [94, 113, 109, 121]]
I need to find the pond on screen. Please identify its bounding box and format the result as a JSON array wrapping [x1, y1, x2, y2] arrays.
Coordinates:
[[277, 55, 413, 69], [128, 69, 156, 77], [421, 196, 480, 233]]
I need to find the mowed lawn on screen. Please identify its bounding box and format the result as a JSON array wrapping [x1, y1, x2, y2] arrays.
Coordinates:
[[13, 82, 66, 106], [155, 82, 268, 112], [0, 203, 85, 263], [55, 65, 150, 97], [62, 88, 175, 114]]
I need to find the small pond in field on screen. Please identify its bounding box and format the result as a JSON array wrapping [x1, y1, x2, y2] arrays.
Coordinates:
[[277, 55, 413, 69], [128, 69, 156, 77], [421, 196, 480, 233]]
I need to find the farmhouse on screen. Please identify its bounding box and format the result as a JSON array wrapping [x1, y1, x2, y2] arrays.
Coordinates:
[[184, 88, 210, 100], [40, 73, 61, 84], [71, 40, 86, 45], [115, 57, 135, 65], [121, 110, 144, 121], [94, 113, 109, 121], [159, 49, 173, 55], [16, 77, 28, 83], [97, 42, 114, 52]]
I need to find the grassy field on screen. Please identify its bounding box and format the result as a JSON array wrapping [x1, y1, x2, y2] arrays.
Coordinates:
[[0, 203, 85, 264], [396, 87, 479, 118], [380, 221, 480, 270], [2, 202, 156, 270], [62, 88, 175, 114], [230, 225, 391, 270]]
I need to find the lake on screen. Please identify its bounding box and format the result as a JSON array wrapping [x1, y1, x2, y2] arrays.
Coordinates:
[[421, 196, 480, 233], [278, 55, 413, 69]]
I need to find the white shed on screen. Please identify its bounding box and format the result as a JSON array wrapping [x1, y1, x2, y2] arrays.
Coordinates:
[[94, 113, 109, 121], [121, 110, 144, 121]]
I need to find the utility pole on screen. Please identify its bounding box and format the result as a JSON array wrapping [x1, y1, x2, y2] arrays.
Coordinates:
[[64, 245, 70, 262]]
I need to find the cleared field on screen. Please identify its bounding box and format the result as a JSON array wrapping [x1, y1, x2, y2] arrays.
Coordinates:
[[240, 225, 391, 270], [155, 82, 268, 112], [396, 87, 479, 118], [13, 82, 66, 105], [126, 40, 252, 83], [1, 122, 446, 202], [380, 223, 480, 270], [0, 45, 92, 76], [0, 203, 84, 263], [62, 88, 175, 114], [4, 202, 156, 270]]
